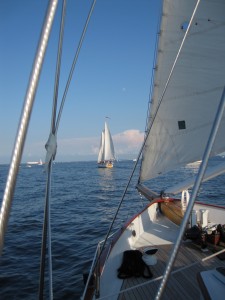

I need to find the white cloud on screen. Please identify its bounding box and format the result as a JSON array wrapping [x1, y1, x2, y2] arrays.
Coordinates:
[[19, 129, 144, 163], [58, 129, 144, 156], [113, 130, 144, 154]]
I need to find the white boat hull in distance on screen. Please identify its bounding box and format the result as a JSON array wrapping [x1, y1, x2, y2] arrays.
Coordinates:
[[26, 159, 43, 166], [97, 161, 114, 169]]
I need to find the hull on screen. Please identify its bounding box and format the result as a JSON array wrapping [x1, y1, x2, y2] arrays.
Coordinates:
[[97, 161, 114, 168], [83, 198, 225, 299], [27, 159, 43, 166], [106, 161, 113, 168]]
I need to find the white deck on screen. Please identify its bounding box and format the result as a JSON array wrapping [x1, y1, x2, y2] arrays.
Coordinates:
[[91, 202, 225, 300], [132, 213, 179, 248], [97, 206, 180, 300]]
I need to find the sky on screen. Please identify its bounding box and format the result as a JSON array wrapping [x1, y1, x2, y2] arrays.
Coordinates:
[[0, 0, 161, 164]]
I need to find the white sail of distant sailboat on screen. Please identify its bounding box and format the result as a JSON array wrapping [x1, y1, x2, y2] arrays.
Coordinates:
[[97, 120, 115, 168]]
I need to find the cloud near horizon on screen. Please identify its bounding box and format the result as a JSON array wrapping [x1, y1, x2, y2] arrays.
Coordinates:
[[57, 129, 144, 157], [12, 129, 144, 163], [113, 130, 144, 155]]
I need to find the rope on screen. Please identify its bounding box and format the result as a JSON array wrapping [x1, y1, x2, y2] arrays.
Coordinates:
[[202, 247, 225, 262]]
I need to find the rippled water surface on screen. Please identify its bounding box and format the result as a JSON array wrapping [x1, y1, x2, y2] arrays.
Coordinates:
[[0, 159, 224, 299]]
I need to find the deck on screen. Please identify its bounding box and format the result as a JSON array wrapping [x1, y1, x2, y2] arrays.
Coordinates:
[[87, 202, 225, 300], [118, 242, 225, 300]]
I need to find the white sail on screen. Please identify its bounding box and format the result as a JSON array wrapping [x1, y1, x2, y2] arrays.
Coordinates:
[[104, 121, 115, 161], [97, 121, 115, 165], [140, 0, 225, 182], [97, 131, 105, 163]]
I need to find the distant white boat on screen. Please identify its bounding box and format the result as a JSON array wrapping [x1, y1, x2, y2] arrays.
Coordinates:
[[186, 160, 202, 167], [27, 159, 43, 166]]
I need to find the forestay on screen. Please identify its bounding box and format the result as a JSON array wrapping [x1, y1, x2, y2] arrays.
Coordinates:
[[140, 0, 225, 182]]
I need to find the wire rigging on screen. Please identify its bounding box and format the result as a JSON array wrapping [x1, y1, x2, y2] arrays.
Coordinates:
[[39, 1, 67, 300], [39, 1, 97, 299], [55, 0, 97, 134]]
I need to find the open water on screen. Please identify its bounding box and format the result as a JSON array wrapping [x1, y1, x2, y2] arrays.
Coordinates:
[[0, 159, 224, 299]]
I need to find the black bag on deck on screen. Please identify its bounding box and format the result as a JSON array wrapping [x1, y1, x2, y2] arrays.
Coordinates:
[[217, 224, 225, 242], [117, 250, 153, 279], [184, 225, 201, 240]]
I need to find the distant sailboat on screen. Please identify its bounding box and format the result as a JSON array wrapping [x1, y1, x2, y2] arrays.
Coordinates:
[[26, 159, 43, 166], [97, 121, 115, 168]]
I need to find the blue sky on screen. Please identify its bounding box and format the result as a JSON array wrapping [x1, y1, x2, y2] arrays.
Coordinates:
[[0, 0, 161, 163]]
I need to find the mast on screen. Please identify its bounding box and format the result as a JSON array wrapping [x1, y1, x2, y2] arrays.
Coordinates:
[[0, 0, 58, 255]]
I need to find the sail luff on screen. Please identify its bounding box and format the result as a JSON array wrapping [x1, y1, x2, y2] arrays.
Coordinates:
[[97, 131, 105, 163], [140, 0, 225, 182]]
